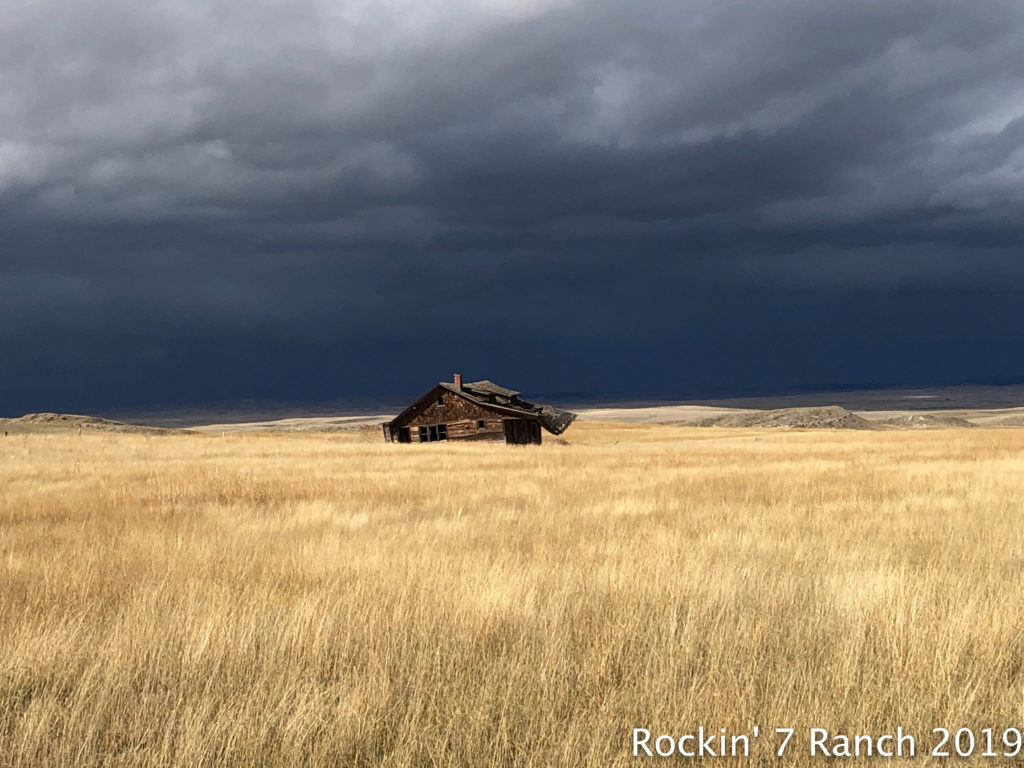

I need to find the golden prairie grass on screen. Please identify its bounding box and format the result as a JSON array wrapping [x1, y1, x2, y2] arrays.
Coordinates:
[[1, 423, 1024, 766]]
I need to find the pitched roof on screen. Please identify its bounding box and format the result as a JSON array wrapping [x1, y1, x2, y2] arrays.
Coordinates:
[[389, 379, 577, 435], [461, 380, 519, 398], [438, 380, 576, 435]]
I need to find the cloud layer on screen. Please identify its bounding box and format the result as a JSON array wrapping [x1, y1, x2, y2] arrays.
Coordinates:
[[3, 0, 1024, 412]]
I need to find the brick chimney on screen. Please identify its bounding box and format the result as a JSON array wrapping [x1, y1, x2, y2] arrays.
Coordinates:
[[453, 373, 463, 389]]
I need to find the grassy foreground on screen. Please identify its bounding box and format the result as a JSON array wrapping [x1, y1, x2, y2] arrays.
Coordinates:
[[2, 424, 1023, 766]]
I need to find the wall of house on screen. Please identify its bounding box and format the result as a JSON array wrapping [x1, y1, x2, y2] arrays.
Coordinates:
[[393, 387, 507, 442], [503, 419, 542, 445]]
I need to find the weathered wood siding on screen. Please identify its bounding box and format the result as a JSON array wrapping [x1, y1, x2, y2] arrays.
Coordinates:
[[503, 419, 542, 445], [393, 386, 507, 442]]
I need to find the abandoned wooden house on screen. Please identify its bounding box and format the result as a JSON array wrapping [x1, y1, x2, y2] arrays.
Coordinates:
[[383, 374, 577, 445]]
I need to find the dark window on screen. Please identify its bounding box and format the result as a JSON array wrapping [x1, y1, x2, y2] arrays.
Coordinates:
[[477, 420, 485, 429], [398, 427, 411, 443], [437, 395, 445, 406], [422, 424, 448, 442]]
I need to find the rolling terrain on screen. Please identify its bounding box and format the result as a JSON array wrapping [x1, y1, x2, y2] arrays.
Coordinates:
[[0, 412, 172, 435]]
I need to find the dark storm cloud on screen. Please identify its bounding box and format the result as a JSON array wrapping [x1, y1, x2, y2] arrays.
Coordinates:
[[3, 0, 1024, 414]]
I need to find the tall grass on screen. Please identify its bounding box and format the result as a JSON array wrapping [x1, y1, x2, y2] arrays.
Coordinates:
[[2, 424, 1023, 765]]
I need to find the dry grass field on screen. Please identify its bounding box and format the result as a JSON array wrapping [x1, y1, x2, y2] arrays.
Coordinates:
[[2, 423, 1024, 766]]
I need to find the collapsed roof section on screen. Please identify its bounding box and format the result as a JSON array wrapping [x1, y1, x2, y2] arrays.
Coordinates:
[[438, 379, 577, 435]]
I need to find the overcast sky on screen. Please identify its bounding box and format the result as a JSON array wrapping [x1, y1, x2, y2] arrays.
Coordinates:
[[3, 0, 1024, 414]]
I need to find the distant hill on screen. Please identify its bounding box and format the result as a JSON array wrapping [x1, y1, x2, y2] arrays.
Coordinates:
[[0, 413, 172, 435], [878, 414, 977, 429], [696, 405, 880, 430]]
